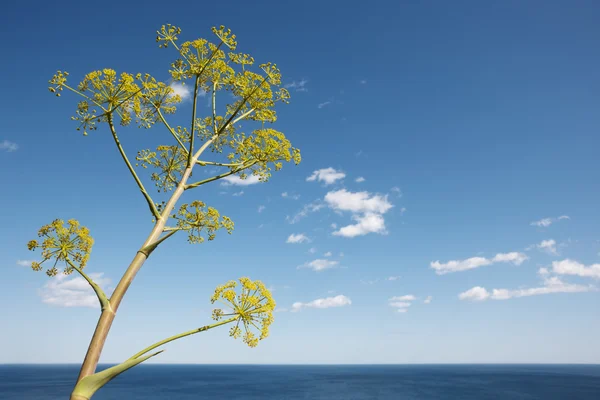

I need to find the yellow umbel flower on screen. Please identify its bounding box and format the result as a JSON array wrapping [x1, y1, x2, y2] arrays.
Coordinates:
[[27, 219, 94, 276], [210, 277, 275, 347]]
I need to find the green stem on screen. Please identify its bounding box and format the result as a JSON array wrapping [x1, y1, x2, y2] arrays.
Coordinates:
[[66, 259, 111, 312], [195, 160, 245, 167], [154, 106, 188, 153], [187, 76, 200, 168], [184, 160, 257, 190], [107, 117, 161, 220], [127, 317, 237, 361], [138, 229, 178, 256]]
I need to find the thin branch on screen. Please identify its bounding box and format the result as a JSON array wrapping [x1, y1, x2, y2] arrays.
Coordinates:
[[139, 229, 179, 256], [187, 76, 200, 168], [184, 160, 257, 190], [195, 160, 245, 168], [127, 317, 237, 361], [66, 259, 111, 312], [153, 106, 188, 153], [107, 117, 161, 220]]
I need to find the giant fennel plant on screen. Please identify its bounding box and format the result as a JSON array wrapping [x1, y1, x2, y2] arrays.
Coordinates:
[[27, 24, 299, 400]]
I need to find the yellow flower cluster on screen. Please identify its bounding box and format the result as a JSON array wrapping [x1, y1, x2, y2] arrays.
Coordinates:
[[156, 24, 182, 48], [171, 201, 234, 244], [27, 219, 94, 276], [210, 277, 275, 347], [226, 128, 301, 182], [135, 145, 187, 192]]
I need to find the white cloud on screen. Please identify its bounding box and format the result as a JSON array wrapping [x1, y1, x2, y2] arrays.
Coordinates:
[[298, 259, 339, 272], [388, 295, 415, 313], [459, 276, 594, 302], [324, 251, 332, 257], [291, 295, 351, 312], [530, 215, 570, 227], [330, 223, 337, 229], [287, 233, 310, 244], [389, 301, 411, 308], [391, 187, 402, 197], [169, 82, 192, 101], [257, 205, 266, 213], [390, 295, 416, 302], [232, 190, 244, 197], [355, 177, 366, 183], [306, 168, 346, 185], [317, 101, 331, 109], [537, 239, 558, 255], [284, 79, 308, 92], [431, 252, 528, 275], [274, 307, 289, 313], [424, 296, 433, 304], [0, 140, 18, 152], [551, 259, 600, 279], [286, 201, 324, 224], [387, 276, 401, 281], [308, 247, 317, 254], [458, 286, 490, 301], [325, 189, 393, 214], [221, 175, 262, 186], [39, 272, 111, 308], [281, 192, 300, 200], [16, 259, 35, 267], [325, 189, 394, 238], [333, 212, 387, 238]]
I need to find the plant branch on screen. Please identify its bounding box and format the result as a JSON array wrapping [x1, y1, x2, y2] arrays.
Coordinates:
[[71, 350, 164, 400], [127, 317, 237, 361], [65, 259, 111, 313], [154, 106, 188, 153], [107, 117, 161, 220], [184, 160, 257, 190], [187, 76, 200, 168]]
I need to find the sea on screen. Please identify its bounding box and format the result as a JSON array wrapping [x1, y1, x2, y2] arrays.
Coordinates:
[[1, 364, 599, 399]]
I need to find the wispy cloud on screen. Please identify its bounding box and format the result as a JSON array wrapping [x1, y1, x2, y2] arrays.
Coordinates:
[[317, 101, 331, 109], [323, 251, 332, 257], [291, 295, 351, 312], [0, 140, 18, 152], [286, 233, 310, 244], [391, 187, 402, 197], [355, 177, 366, 183], [459, 276, 594, 302], [298, 258, 339, 272], [533, 239, 558, 255], [284, 78, 309, 92], [220, 175, 262, 186], [388, 295, 415, 313], [387, 276, 401, 281], [325, 189, 394, 237], [530, 215, 570, 228], [431, 252, 528, 275], [286, 200, 324, 224], [257, 205, 266, 213], [306, 168, 346, 185], [281, 192, 300, 200], [39, 273, 111, 308], [16, 259, 35, 267], [232, 190, 244, 197], [424, 296, 433, 304]]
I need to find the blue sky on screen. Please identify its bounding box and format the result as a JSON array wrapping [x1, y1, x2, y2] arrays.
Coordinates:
[[1, 0, 600, 364]]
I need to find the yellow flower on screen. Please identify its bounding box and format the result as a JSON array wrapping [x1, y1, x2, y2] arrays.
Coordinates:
[[210, 277, 275, 347], [27, 219, 94, 276]]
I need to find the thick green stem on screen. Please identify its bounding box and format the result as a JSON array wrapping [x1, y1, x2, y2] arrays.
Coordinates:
[[127, 317, 237, 361]]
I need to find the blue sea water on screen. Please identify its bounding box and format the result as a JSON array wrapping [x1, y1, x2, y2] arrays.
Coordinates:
[[1, 364, 599, 399]]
